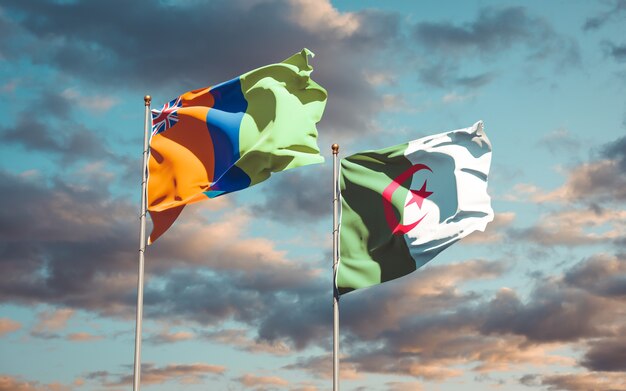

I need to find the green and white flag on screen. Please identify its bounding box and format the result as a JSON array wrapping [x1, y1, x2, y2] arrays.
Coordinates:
[[337, 121, 493, 294]]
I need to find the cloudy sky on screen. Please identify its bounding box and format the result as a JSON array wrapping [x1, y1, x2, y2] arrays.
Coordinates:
[[1, 0, 625, 390]]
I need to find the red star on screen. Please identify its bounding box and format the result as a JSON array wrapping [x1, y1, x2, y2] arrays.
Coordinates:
[[405, 180, 433, 209]]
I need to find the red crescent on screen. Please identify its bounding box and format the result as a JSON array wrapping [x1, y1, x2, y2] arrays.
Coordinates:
[[382, 164, 432, 235]]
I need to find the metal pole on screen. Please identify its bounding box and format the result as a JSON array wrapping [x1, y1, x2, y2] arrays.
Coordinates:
[[332, 143, 340, 391], [133, 95, 151, 391]]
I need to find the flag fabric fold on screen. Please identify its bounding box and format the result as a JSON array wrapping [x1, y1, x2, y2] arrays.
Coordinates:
[[336, 121, 493, 294], [147, 49, 327, 243]]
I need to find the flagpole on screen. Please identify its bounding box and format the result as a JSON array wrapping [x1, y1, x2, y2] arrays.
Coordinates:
[[332, 143, 340, 391], [133, 95, 151, 391]]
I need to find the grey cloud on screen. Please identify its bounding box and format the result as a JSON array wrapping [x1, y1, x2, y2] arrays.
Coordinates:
[[340, 260, 505, 339], [513, 135, 626, 209], [510, 225, 599, 247], [0, 113, 113, 163], [412, 6, 579, 88], [564, 254, 626, 298], [583, 0, 626, 31], [582, 338, 626, 372], [562, 160, 626, 203], [0, 170, 334, 350], [529, 372, 626, 391], [416, 63, 496, 89], [3, 166, 626, 379], [455, 72, 496, 88], [35, 89, 74, 120], [605, 42, 626, 62], [196, 329, 291, 355], [4, 0, 402, 137], [254, 167, 331, 223], [86, 363, 226, 387], [519, 374, 540, 387], [602, 135, 626, 170], [414, 7, 538, 54], [480, 283, 605, 342], [328, 255, 626, 381], [145, 331, 193, 345], [538, 129, 581, 155], [256, 287, 330, 350]]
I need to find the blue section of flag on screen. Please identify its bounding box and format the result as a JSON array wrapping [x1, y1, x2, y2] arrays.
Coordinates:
[[205, 77, 250, 193]]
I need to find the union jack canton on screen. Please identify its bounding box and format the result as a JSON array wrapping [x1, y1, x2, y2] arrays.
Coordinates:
[[151, 96, 183, 136]]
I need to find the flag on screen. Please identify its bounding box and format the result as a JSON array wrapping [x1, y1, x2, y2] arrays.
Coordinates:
[[336, 121, 493, 294], [147, 49, 327, 243]]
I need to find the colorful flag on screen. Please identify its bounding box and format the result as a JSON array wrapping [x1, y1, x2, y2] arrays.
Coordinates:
[[147, 49, 327, 243], [337, 121, 493, 294]]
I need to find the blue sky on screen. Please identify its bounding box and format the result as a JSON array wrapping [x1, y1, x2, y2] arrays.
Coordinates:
[[0, 1, 625, 390]]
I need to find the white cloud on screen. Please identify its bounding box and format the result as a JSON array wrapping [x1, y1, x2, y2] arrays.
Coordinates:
[[288, 0, 359, 37]]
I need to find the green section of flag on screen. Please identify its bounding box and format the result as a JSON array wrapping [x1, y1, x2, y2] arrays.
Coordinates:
[[237, 49, 327, 185], [337, 143, 416, 294]]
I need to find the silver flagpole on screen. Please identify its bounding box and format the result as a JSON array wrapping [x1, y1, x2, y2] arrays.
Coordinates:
[[332, 143, 340, 391], [133, 95, 151, 391]]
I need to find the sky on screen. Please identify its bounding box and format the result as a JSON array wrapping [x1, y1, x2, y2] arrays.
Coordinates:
[[0, 0, 625, 390]]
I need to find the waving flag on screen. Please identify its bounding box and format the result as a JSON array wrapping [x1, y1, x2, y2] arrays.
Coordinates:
[[337, 121, 493, 294], [147, 49, 327, 243]]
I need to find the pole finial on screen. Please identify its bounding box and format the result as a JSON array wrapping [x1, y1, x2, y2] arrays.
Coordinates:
[[332, 144, 339, 155], [144, 95, 151, 105]]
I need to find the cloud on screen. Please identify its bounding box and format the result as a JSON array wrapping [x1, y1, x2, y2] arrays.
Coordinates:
[[414, 7, 540, 54], [316, 255, 625, 382], [454, 72, 496, 88], [582, 338, 626, 372], [236, 373, 289, 388], [146, 330, 195, 345], [3, 0, 403, 137], [283, 354, 363, 380], [413, 6, 579, 61], [602, 135, 626, 170], [525, 135, 626, 205], [603, 41, 626, 62], [289, 382, 320, 391], [253, 167, 331, 223], [351, 317, 572, 380], [441, 91, 475, 104], [4, 163, 625, 384], [512, 207, 626, 246], [479, 285, 608, 343], [31, 308, 74, 334], [199, 329, 291, 356], [0, 318, 21, 336], [284, 261, 576, 382], [583, 0, 626, 31], [287, 0, 359, 37], [0, 169, 333, 352], [537, 128, 582, 155], [0, 375, 71, 391], [463, 212, 515, 244], [0, 111, 114, 164], [340, 260, 506, 339], [411, 7, 579, 88], [60, 88, 118, 114], [564, 254, 626, 298], [88, 363, 226, 387], [385, 381, 424, 391], [382, 93, 412, 112], [66, 332, 103, 342], [526, 372, 626, 391]]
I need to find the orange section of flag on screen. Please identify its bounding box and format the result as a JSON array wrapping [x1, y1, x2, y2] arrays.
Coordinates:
[[147, 105, 218, 243], [148, 107, 216, 212]]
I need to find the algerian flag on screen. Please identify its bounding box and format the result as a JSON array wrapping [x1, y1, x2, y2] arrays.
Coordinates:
[[337, 121, 493, 294]]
